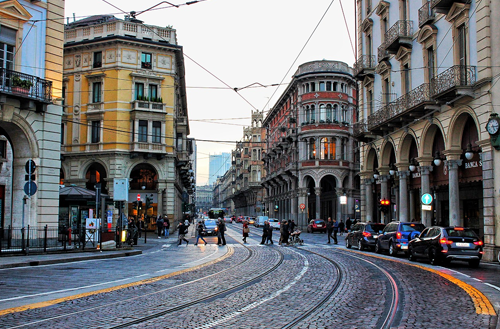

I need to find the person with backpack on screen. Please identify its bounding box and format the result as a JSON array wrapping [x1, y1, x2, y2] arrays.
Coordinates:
[[217, 218, 226, 246], [194, 221, 207, 246], [177, 220, 189, 246]]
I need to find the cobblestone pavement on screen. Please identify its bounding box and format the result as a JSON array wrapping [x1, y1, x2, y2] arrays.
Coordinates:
[[0, 222, 498, 328]]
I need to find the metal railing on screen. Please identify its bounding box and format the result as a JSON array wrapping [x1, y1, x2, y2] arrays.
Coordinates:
[[378, 45, 389, 62], [419, 2, 435, 28], [430, 65, 476, 97], [0, 68, 52, 103], [354, 55, 376, 76], [384, 20, 413, 49]]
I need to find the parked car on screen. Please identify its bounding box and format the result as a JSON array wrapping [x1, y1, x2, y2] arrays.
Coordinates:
[[255, 216, 269, 227], [408, 226, 483, 267], [376, 221, 425, 256], [345, 222, 386, 251], [202, 219, 218, 236], [268, 218, 280, 230], [307, 219, 326, 233]]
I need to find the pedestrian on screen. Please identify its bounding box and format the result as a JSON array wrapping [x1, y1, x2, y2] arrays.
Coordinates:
[[217, 218, 226, 246], [266, 222, 274, 245], [260, 221, 269, 245], [289, 219, 296, 233], [280, 220, 289, 246], [163, 215, 170, 238], [332, 218, 339, 244], [138, 217, 144, 238], [156, 216, 164, 239], [194, 221, 207, 246], [346, 217, 352, 232], [339, 219, 345, 236], [242, 220, 249, 243], [326, 217, 334, 244], [177, 220, 189, 245]]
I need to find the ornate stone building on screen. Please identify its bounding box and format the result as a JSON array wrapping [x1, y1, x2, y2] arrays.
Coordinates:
[[354, 0, 500, 260], [262, 60, 360, 228]]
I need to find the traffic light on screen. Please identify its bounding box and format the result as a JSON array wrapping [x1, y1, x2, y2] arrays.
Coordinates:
[[146, 194, 153, 209], [132, 201, 138, 209], [379, 199, 390, 212], [274, 204, 278, 211], [138, 201, 143, 209]]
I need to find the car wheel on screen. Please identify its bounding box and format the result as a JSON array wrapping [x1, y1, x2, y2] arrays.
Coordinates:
[[408, 248, 416, 262], [389, 241, 398, 256], [345, 238, 351, 249], [375, 241, 382, 254], [358, 240, 364, 251], [429, 248, 440, 265], [469, 260, 480, 268]]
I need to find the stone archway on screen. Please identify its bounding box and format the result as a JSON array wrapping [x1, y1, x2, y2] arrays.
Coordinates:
[[320, 175, 337, 220]]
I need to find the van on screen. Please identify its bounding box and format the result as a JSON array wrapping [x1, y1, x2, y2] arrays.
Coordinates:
[[255, 216, 269, 227]]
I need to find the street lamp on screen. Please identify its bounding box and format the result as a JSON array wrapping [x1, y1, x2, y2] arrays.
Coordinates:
[[464, 143, 474, 160]]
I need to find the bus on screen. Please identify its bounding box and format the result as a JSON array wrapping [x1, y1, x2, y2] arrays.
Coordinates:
[[208, 208, 225, 219]]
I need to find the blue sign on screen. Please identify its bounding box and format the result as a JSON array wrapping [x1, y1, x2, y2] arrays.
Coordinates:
[[24, 181, 37, 196], [421, 193, 433, 205]]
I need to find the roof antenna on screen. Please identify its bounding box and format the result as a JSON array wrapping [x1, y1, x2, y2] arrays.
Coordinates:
[[73, 13, 75, 23]]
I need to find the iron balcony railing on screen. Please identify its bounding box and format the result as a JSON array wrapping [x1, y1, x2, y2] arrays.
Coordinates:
[[367, 83, 434, 130], [0, 68, 52, 104], [430, 65, 476, 97], [431, 0, 470, 11], [352, 120, 369, 137], [354, 55, 376, 77], [419, 2, 435, 28], [378, 45, 390, 62], [383, 20, 413, 52]]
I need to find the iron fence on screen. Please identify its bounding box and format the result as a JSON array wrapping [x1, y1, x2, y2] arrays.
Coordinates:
[[0, 68, 52, 103]]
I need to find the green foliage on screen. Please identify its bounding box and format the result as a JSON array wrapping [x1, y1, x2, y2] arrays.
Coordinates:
[[12, 75, 33, 89]]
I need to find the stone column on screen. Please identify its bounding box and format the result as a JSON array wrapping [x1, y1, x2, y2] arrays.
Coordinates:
[[398, 171, 410, 222], [420, 165, 433, 227], [477, 142, 496, 261], [365, 179, 373, 222], [315, 187, 321, 219], [291, 188, 298, 222], [447, 159, 463, 227], [298, 188, 308, 228], [336, 137, 341, 159]]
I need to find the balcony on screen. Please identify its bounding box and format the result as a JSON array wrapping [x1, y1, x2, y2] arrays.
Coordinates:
[[378, 45, 390, 63], [132, 100, 165, 111], [430, 65, 476, 102], [419, 2, 436, 28], [431, 0, 470, 14], [130, 142, 168, 159], [0, 68, 52, 112], [352, 120, 375, 142], [383, 20, 413, 54], [353, 55, 376, 79]]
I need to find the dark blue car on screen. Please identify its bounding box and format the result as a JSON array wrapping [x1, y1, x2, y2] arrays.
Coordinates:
[[375, 221, 425, 256]]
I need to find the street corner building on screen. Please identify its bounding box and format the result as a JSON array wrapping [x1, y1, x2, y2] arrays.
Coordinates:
[[353, 0, 500, 261], [61, 14, 194, 232]]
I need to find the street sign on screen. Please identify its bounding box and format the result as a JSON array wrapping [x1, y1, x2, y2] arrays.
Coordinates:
[[25, 160, 36, 174], [422, 205, 432, 211], [421, 193, 433, 205], [24, 181, 37, 196], [299, 203, 305, 210]]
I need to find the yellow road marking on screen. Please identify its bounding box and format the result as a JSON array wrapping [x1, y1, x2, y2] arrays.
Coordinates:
[[0, 246, 234, 316], [342, 249, 496, 316]]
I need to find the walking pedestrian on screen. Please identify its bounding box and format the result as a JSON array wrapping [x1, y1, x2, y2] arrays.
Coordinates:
[[326, 217, 334, 244], [260, 221, 270, 245], [163, 215, 170, 238], [156, 216, 163, 239], [332, 218, 339, 244], [177, 220, 189, 245], [194, 221, 207, 246], [339, 219, 345, 236], [217, 218, 226, 246], [346, 217, 352, 232], [289, 219, 296, 233], [242, 220, 249, 243], [280, 220, 289, 246], [138, 217, 144, 238], [266, 222, 274, 245]]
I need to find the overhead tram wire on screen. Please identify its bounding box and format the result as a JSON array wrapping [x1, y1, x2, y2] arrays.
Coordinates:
[[261, 0, 336, 115], [338, 0, 355, 58]]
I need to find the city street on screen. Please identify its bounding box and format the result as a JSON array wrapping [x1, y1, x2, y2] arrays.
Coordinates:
[[0, 222, 499, 328]]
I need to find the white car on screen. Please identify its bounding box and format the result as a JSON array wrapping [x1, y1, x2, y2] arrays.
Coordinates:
[[268, 218, 280, 230], [223, 217, 232, 223]]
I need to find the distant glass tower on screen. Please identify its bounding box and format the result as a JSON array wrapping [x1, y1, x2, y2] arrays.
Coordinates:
[[209, 153, 231, 185]]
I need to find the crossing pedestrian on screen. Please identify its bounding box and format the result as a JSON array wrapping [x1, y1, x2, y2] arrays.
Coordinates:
[[194, 221, 207, 246], [177, 220, 189, 246], [266, 222, 274, 245], [280, 220, 289, 246], [326, 217, 334, 244], [346, 217, 352, 232], [339, 219, 345, 236], [156, 216, 164, 239], [163, 215, 170, 238], [260, 221, 270, 245], [242, 221, 249, 243], [217, 218, 226, 246]]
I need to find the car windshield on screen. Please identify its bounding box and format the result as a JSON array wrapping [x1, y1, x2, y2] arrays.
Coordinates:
[[366, 224, 385, 233], [269, 219, 277, 222], [205, 220, 216, 226], [314, 220, 324, 224], [401, 223, 425, 232], [445, 228, 478, 238]]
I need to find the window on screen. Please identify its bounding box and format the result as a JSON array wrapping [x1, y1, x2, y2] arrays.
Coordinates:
[[252, 149, 257, 161], [320, 138, 335, 160], [427, 47, 435, 81], [310, 105, 315, 123], [326, 81, 332, 91], [319, 104, 326, 121], [152, 121, 161, 143], [305, 84, 310, 93], [91, 121, 100, 143], [326, 104, 332, 121], [403, 64, 410, 94], [367, 90, 373, 115], [244, 148, 248, 155], [305, 107, 311, 122], [138, 120, 148, 142], [0, 140, 6, 159], [135, 83, 144, 100], [309, 138, 316, 159], [458, 24, 467, 80], [141, 52, 152, 69], [0, 26, 16, 70], [93, 51, 102, 68], [333, 104, 338, 122], [319, 81, 325, 91], [342, 106, 348, 123], [310, 82, 316, 92], [149, 84, 158, 101], [92, 82, 101, 103]]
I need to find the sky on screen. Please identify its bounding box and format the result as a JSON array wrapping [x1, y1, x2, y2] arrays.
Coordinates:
[[64, 0, 356, 185]]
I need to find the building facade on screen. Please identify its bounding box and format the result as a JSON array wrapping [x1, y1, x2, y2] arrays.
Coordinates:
[[195, 184, 213, 216], [208, 152, 230, 186], [262, 60, 360, 228], [0, 0, 64, 228], [62, 15, 193, 230], [354, 0, 499, 260]]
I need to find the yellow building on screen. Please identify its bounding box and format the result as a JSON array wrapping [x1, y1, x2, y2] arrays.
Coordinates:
[[62, 15, 193, 230]]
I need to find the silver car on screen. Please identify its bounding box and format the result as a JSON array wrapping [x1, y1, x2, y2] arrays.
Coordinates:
[[268, 218, 280, 230]]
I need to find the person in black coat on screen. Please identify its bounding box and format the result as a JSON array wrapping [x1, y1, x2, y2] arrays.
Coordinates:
[[217, 218, 226, 246], [280, 220, 289, 245], [260, 221, 271, 245]]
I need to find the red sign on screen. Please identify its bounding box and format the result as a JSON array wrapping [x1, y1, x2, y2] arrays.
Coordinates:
[[137, 194, 141, 201], [300, 203, 306, 210]]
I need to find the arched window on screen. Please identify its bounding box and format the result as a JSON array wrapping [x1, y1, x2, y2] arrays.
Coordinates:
[[333, 82, 338, 91], [310, 105, 316, 123], [326, 104, 332, 122], [309, 138, 316, 159], [310, 82, 316, 92], [305, 84, 310, 93], [320, 137, 336, 159], [319, 104, 326, 122], [305, 106, 311, 123], [342, 105, 348, 123], [333, 104, 338, 122], [326, 81, 332, 91]]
